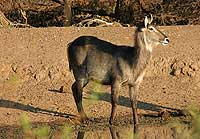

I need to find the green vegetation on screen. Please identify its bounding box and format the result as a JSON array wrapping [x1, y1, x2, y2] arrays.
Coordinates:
[[61, 124, 73, 139], [124, 131, 135, 139], [84, 82, 102, 104], [20, 114, 72, 139], [20, 114, 33, 139], [6, 74, 21, 85], [171, 105, 200, 139], [20, 114, 50, 139]]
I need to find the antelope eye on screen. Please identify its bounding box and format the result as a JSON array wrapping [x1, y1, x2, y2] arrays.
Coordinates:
[[148, 27, 154, 31]]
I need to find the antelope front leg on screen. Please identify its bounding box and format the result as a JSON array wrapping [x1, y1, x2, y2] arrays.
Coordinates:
[[109, 81, 120, 124], [129, 85, 138, 125]]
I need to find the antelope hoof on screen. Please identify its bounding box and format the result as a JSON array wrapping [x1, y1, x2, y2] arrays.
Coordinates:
[[81, 118, 90, 125], [80, 115, 89, 124]]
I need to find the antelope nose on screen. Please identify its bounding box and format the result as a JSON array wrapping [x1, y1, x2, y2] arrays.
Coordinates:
[[162, 38, 169, 46], [165, 38, 169, 43]]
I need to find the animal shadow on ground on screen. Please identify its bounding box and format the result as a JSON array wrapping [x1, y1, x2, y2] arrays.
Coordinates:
[[0, 99, 75, 118], [85, 92, 181, 117]]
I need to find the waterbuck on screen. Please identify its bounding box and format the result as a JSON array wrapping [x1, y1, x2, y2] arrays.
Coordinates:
[[67, 15, 169, 125]]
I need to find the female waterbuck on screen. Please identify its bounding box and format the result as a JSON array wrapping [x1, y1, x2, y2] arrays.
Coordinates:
[[67, 15, 169, 125]]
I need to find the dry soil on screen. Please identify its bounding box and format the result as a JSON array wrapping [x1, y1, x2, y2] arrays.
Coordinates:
[[0, 26, 200, 130]]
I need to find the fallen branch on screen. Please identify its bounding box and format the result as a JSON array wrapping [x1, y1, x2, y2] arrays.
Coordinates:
[[20, 9, 28, 25], [75, 18, 122, 27], [0, 10, 32, 28], [87, 18, 113, 26], [10, 23, 32, 28]]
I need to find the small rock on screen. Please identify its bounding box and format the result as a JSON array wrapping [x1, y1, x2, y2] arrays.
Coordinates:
[[59, 86, 64, 93], [34, 70, 47, 81], [190, 63, 198, 71], [23, 65, 35, 76], [158, 110, 170, 120], [174, 69, 181, 76], [11, 64, 18, 73], [177, 109, 188, 116], [181, 66, 189, 75], [48, 67, 61, 80]]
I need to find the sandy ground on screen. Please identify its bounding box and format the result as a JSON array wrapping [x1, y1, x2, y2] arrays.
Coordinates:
[[0, 25, 200, 130]]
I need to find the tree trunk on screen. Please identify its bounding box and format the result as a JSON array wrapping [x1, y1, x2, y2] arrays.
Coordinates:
[[63, 0, 72, 26]]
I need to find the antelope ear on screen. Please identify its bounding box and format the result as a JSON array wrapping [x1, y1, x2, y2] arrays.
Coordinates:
[[149, 14, 153, 24], [144, 16, 148, 28]]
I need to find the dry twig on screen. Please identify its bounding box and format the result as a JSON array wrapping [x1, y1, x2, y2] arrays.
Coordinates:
[[75, 18, 122, 27], [0, 10, 31, 28]]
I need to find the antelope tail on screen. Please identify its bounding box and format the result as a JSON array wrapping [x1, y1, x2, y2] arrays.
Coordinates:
[[67, 42, 72, 71]]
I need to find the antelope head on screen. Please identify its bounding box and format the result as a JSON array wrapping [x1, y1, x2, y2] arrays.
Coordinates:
[[141, 15, 169, 51]]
